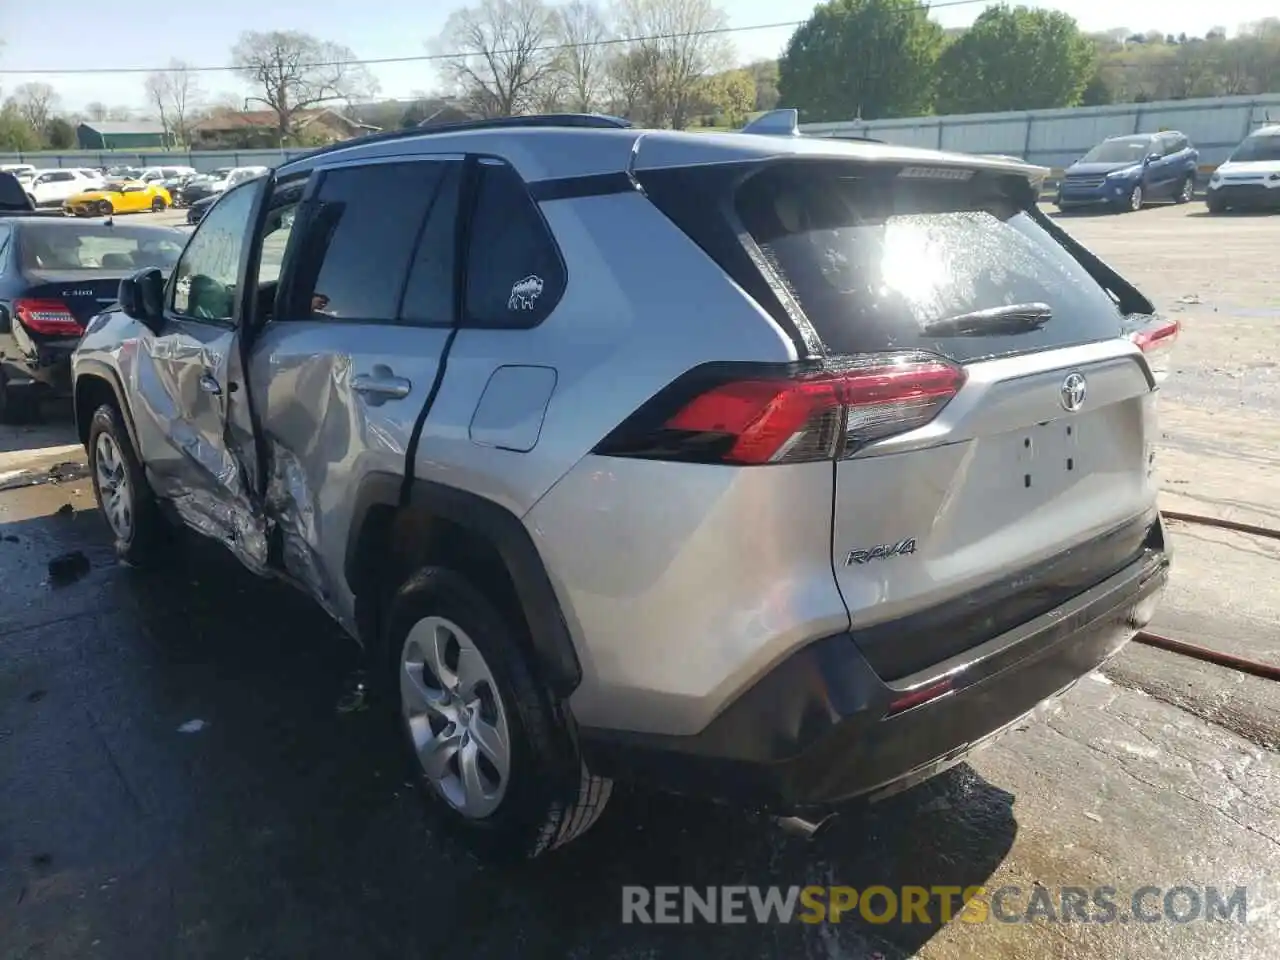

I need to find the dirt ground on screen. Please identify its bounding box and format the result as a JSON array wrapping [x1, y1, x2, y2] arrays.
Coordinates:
[[0, 202, 1277, 960]]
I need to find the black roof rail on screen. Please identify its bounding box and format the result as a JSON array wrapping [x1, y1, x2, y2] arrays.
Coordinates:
[[284, 113, 633, 168], [416, 113, 632, 132]]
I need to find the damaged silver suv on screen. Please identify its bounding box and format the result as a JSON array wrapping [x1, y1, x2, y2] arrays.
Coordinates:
[[72, 112, 1174, 859]]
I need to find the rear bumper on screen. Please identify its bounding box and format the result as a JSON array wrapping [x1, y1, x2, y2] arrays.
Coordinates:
[[579, 523, 1170, 812], [1206, 184, 1280, 209], [1, 337, 77, 394]]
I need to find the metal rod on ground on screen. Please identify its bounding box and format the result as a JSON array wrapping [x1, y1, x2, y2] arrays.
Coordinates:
[[1162, 510, 1280, 542], [1135, 631, 1280, 682]]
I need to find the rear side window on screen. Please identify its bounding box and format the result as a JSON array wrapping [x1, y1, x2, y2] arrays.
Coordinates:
[[291, 160, 448, 324], [734, 162, 1126, 362], [464, 160, 565, 328]]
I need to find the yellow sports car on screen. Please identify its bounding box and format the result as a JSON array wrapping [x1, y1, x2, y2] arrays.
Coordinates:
[[63, 180, 172, 217]]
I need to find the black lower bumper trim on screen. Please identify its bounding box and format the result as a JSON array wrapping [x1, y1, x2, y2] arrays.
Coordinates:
[[580, 530, 1170, 812]]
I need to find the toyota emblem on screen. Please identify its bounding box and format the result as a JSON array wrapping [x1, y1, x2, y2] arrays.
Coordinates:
[[1060, 372, 1087, 412]]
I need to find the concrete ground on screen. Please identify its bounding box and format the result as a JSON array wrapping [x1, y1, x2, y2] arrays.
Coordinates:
[[0, 202, 1278, 959]]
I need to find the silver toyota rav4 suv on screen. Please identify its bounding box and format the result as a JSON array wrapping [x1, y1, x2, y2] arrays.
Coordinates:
[[72, 112, 1174, 859]]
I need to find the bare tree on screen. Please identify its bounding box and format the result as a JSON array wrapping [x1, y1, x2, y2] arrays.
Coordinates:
[[85, 101, 109, 121], [614, 0, 733, 129], [434, 0, 561, 117], [144, 60, 203, 146], [12, 82, 60, 133], [556, 0, 612, 112], [106, 105, 134, 121], [232, 30, 378, 146]]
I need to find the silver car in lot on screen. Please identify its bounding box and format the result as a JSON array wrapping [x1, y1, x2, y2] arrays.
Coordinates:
[[70, 112, 1174, 859]]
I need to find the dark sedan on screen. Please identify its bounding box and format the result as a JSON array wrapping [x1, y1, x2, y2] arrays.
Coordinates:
[[177, 169, 233, 206], [185, 193, 218, 225], [0, 216, 185, 421]]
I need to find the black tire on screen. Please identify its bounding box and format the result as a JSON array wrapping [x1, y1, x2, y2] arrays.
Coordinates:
[[97, 199, 113, 217], [1175, 176, 1195, 204], [151, 196, 166, 212], [86, 403, 170, 565], [1206, 195, 1227, 214], [383, 567, 612, 860]]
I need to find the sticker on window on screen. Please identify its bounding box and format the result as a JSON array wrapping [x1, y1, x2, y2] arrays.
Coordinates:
[[508, 275, 544, 311]]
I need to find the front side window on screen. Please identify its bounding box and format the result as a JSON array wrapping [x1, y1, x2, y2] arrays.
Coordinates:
[[170, 182, 260, 322], [288, 160, 450, 323]]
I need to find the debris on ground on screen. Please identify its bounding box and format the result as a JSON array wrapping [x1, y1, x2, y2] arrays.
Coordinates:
[[47, 462, 90, 485], [1177, 294, 1202, 304], [336, 670, 369, 714], [177, 719, 208, 734], [47, 550, 90, 584]]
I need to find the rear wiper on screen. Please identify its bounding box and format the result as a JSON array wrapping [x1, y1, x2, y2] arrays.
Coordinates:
[[921, 302, 1052, 336]]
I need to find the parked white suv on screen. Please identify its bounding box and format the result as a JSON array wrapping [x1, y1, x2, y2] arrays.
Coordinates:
[[26, 168, 104, 208]]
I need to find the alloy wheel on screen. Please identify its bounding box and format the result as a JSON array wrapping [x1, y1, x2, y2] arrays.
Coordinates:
[[400, 616, 512, 819], [94, 432, 133, 541], [1128, 185, 1143, 211]]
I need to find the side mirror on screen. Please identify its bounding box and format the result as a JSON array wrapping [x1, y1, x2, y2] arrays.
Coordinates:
[[119, 267, 166, 333], [1144, 154, 1158, 165]]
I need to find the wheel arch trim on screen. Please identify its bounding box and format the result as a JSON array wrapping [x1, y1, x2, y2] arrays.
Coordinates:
[[345, 472, 584, 698], [73, 360, 141, 453]]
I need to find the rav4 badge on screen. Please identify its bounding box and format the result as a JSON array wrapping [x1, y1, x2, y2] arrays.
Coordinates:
[[846, 538, 918, 566]]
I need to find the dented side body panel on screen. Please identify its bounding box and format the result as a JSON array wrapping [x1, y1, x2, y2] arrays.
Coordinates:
[[75, 307, 271, 571]]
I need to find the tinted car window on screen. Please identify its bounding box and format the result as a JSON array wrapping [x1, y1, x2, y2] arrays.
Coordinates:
[[171, 182, 259, 322], [400, 161, 461, 326], [464, 160, 565, 328], [735, 162, 1126, 363], [1230, 135, 1280, 162], [291, 161, 445, 323]]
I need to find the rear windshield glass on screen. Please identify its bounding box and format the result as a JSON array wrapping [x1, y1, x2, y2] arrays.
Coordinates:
[[1230, 135, 1280, 163], [735, 163, 1126, 362], [20, 223, 184, 272]]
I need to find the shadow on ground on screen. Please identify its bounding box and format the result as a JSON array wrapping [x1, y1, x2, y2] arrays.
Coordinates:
[[0, 493, 1018, 960]]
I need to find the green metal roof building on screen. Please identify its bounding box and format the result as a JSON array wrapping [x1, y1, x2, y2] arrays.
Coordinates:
[[76, 121, 170, 150]]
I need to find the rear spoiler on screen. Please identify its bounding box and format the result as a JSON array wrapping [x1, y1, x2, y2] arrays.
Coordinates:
[[740, 109, 883, 144]]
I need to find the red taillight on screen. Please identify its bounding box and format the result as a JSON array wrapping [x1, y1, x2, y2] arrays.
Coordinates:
[[14, 298, 82, 336], [1129, 316, 1179, 382], [596, 354, 966, 465], [886, 678, 954, 717]]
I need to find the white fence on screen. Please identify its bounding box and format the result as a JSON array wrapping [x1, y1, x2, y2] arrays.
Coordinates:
[[0, 147, 309, 172], [4, 93, 1279, 173], [801, 93, 1280, 170]]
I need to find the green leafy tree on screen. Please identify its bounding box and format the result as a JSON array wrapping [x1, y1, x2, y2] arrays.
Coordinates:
[[695, 68, 757, 127], [0, 102, 40, 151], [778, 0, 945, 122], [935, 5, 1096, 113], [45, 115, 76, 148]]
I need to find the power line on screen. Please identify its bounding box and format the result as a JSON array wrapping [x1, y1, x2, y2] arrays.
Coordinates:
[[0, 0, 992, 76]]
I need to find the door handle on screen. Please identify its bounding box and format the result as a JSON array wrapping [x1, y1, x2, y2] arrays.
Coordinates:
[[352, 369, 412, 400], [199, 373, 222, 396]]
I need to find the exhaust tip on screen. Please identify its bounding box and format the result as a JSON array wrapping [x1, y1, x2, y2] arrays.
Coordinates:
[[773, 814, 837, 841]]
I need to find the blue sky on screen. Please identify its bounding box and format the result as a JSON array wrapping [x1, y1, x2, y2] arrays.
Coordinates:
[[2, 0, 1275, 112]]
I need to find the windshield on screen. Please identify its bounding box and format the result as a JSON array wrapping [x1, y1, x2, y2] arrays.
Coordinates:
[[734, 162, 1125, 363], [19, 223, 185, 272], [1229, 135, 1280, 163], [1080, 138, 1154, 164]]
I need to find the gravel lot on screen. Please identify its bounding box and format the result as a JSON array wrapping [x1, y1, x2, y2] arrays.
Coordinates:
[[0, 201, 1276, 960]]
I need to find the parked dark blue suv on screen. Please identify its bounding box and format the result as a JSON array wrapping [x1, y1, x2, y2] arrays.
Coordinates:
[[1056, 132, 1199, 212]]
